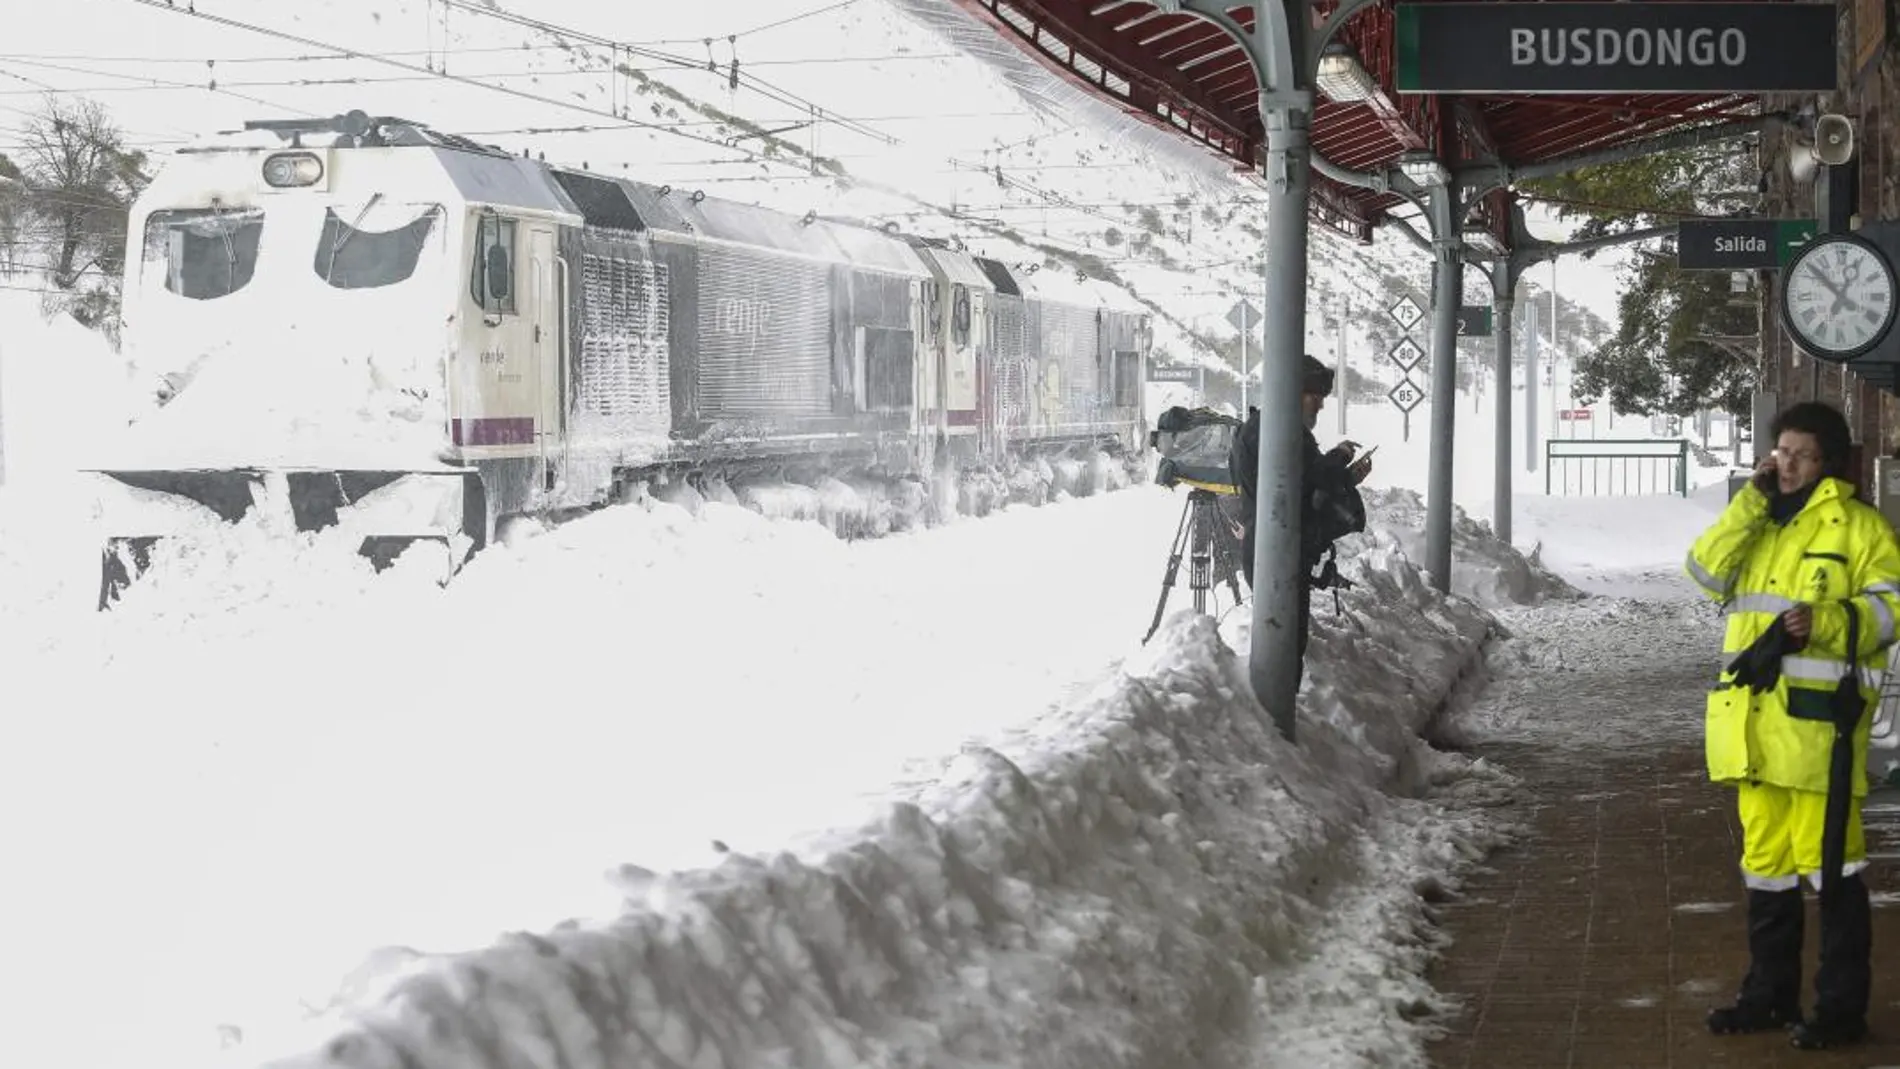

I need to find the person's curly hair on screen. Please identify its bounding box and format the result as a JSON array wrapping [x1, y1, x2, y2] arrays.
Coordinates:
[[1772, 401, 1853, 479]]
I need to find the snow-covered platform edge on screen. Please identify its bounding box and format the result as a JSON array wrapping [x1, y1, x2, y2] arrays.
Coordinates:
[[241, 534, 1503, 1069]]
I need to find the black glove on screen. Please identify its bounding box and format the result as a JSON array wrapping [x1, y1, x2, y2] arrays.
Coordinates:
[[1725, 616, 1794, 694]]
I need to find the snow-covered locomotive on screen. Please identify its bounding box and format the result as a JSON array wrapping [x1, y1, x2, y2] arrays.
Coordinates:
[[92, 111, 1152, 604]]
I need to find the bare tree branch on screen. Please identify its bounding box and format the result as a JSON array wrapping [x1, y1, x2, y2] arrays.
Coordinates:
[[7, 95, 147, 333]]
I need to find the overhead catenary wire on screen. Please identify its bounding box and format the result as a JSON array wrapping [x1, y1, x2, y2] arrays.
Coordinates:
[[100, 0, 1179, 235], [99, 0, 1256, 298], [429, 0, 1209, 242], [0, 10, 1379, 381], [118, 0, 808, 173], [119, 0, 1235, 263], [729, 0, 862, 39], [2, 53, 313, 119], [434, 0, 904, 149], [558, 0, 866, 49], [0, 52, 962, 86], [0, 51, 960, 75]]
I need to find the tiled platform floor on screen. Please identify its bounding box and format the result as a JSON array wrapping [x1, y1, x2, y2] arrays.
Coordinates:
[[1427, 739, 1900, 1069]]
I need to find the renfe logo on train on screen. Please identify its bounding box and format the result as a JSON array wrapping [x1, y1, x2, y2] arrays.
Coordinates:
[[714, 297, 774, 339], [1394, 3, 1838, 95]]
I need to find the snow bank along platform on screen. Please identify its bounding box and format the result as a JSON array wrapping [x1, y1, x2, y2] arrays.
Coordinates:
[[198, 492, 1520, 1069], [1428, 593, 1900, 1068]]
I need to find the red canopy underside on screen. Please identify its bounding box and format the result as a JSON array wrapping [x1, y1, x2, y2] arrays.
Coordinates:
[[951, 0, 1765, 243]]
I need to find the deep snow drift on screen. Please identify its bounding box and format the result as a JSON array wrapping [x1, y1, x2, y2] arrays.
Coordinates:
[[0, 361, 1738, 1069], [2, 283, 1738, 1069], [0, 456, 1584, 1069], [228, 552, 1502, 1069]]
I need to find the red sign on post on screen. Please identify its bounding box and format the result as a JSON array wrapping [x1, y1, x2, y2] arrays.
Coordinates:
[[1559, 408, 1593, 422]]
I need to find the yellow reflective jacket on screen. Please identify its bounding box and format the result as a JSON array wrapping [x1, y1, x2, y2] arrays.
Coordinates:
[[1687, 477, 1900, 797]]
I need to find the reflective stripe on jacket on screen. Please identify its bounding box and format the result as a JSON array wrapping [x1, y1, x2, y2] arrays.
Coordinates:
[[1687, 476, 1900, 797]]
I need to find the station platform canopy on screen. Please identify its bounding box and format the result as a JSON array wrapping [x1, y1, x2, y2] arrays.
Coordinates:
[[944, 0, 1783, 246]]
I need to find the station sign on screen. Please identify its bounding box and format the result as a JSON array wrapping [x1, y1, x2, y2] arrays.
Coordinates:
[[1147, 364, 1200, 384], [1677, 218, 1817, 271], [1456, 306, 1493, 337], [1394, 3, 1839, 95]]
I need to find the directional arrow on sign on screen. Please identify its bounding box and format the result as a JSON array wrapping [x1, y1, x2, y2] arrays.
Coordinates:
[[1388, 294, 1425, 332], [1387, 376, 1425, 413], [1387, 336, 1426, 371]]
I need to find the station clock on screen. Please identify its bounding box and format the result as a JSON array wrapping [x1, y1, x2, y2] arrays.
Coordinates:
[[1780, 231, 1899, 363]]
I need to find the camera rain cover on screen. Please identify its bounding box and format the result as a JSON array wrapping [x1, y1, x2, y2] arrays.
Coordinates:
[[1152, 406, 1240, 492]]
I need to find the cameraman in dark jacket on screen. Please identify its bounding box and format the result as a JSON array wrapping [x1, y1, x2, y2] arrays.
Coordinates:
[[1229, 354, 1372, 668]]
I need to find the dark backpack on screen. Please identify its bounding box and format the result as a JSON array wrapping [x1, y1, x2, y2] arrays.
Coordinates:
[[1228, 407, 1260, 504], [1305, 463, 1367, 595], [1307, 461, 1368, 556]]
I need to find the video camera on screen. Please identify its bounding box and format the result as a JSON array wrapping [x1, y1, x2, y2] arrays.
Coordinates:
[[1149, 405, 1241, 495]]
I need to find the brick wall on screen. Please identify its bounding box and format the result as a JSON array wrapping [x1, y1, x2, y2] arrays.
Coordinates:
[[1760, 0, 1900, 498]]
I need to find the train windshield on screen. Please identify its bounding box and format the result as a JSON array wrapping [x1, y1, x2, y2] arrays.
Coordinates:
[[143, 207, 264, 301], [314, 200, 443, 291]]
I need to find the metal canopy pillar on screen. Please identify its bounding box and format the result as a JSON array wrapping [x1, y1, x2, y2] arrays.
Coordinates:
[[1248, 0, 1313, 743], [1490, 272, 1516, 544], [1468, 208, 1679, 545], [1425, 178, 1462, 589], [1146, 0, 1312, 742]]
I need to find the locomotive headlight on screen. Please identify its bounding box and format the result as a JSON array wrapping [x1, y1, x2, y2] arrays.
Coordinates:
[[261, 152, 324, 188]]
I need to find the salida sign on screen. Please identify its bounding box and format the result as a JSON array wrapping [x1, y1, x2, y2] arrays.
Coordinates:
[[1678, 219, 1817, 271], [1394, 3, 1838, 94]]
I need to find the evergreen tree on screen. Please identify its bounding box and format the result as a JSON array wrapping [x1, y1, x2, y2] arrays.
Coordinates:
[[1520, 141, 1760, 417]]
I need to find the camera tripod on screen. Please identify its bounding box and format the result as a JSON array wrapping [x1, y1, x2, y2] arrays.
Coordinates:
[[1143, 488, 1247, 644]]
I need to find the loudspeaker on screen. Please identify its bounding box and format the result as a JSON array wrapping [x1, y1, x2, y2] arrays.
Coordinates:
[[1815, 114, 1856, 166]]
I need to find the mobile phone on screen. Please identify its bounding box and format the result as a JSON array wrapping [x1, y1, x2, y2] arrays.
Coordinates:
[[1357, 444, 1379, 463]]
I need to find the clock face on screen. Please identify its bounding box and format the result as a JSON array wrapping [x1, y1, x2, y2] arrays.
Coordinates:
[[1783, 236, 1898, 360]]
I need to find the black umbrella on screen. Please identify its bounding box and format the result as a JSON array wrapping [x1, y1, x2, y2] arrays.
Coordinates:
[[1822, 604, 1866, 911]]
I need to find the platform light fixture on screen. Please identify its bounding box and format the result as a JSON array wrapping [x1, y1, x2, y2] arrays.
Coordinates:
[[1397, 150, 1451, 188], [1315, 43, 1377, 104], [1461, 227, 1507, 255]]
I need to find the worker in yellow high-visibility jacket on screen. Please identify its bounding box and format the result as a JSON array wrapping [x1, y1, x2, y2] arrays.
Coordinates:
[[1687, 401, 1900, 1052]]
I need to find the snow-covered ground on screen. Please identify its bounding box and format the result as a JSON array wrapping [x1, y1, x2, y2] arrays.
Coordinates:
[[0, 1, 1763, 1065], [2, 424, 1726, 1069], [0, 274, 1747, 1069]]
